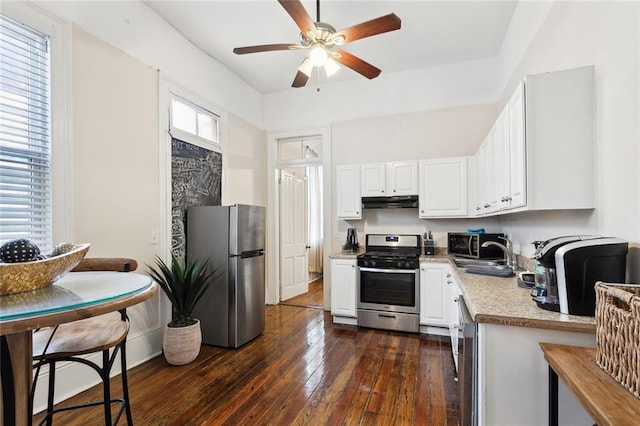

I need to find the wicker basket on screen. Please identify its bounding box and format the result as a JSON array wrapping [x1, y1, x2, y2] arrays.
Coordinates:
[[595, 281, 640, 399]]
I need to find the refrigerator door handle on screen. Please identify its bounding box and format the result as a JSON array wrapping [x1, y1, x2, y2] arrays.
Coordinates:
[[238, 250, 265, 258]]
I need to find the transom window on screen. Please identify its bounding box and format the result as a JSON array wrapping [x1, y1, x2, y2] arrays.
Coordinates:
[[170, 94, 220, 149]]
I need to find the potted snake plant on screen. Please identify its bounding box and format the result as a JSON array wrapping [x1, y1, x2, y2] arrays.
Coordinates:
[[147, 254, 215, 365]]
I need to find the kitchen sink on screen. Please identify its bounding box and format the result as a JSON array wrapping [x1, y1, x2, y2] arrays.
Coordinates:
[[452, 258, 506, 268], [463, 265, 515, 277]]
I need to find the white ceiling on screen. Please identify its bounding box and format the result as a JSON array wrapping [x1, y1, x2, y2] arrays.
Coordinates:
[[144, 0, 518, 94]]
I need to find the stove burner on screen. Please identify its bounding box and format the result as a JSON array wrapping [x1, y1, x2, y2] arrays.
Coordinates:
[[358, 251, 419, 269], [357, 234, 422, 269]]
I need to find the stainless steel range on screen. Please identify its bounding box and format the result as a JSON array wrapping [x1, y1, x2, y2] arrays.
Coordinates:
[[357, 234, 421, 333]]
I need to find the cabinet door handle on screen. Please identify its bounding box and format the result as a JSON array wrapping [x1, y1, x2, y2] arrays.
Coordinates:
[[453, 297, 459, 303], [446, 273, 452, 278], [447, 280, 453, 284]]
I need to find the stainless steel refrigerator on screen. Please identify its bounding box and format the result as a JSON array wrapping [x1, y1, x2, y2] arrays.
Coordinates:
[[187, 204, 265, 348]]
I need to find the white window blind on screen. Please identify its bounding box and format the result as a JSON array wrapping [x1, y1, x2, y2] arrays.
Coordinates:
[[0, 15, 52, 251]]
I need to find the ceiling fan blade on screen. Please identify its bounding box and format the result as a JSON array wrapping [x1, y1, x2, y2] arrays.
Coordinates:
[[333, 50, 381, 79], [278, 0, 317, 37], [233, 43, 298, 55], [333, 13, 401, 44], [292, 70, 310, 88]]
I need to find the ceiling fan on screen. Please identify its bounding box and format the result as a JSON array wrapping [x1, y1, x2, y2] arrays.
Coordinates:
[[233, 0, 401, 88]]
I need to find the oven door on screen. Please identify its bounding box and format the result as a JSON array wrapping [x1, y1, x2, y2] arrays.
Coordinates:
[[358, 267, 419, 314]]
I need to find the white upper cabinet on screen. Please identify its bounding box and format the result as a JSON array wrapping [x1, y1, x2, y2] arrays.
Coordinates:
[[419, 157, 468, 218], [473, 66, 594, 216], [524, 66, 594, 210], [360, 163, 386, 196], [361, 160, 418, 197], [336, 165, 362, 219], [494, 107, 510, 211], [388, 161, 419, 196], [506, 82, 526, 210]]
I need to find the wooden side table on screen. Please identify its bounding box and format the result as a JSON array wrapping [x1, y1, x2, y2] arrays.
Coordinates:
[[540, 342, 640, 426]]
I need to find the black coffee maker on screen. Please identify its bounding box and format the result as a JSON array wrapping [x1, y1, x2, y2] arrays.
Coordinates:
[[343, 228, 359, 252], [531, 235, 628, 316]]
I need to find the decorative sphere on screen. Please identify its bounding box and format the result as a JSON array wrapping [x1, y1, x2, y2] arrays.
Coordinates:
[[52, 242, 76, 256], [0, 239, 41, 263]]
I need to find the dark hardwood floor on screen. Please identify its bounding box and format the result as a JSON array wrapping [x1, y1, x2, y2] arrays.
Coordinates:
[[33, 301, 460, 425], [279, 277, 324, 309]]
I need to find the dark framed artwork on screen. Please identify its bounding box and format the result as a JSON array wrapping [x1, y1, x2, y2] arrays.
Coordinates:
[[171, 138, 222, 259]]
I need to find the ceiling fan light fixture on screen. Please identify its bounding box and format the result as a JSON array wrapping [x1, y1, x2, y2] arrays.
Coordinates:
[[332, 35, 346, 46], [309, 45, 328, 67], [298, 57, 313, 77], [324, 58, 340, 77]]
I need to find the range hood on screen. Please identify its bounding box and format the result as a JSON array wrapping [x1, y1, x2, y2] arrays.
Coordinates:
[[362, 195, 419, 209]]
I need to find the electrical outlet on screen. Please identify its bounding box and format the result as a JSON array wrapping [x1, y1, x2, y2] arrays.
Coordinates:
[[150, 231, 159, 245]]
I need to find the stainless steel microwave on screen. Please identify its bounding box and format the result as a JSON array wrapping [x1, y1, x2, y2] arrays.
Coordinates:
[[447, 232, 506, 259]]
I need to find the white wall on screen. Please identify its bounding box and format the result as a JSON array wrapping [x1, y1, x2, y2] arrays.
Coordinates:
[[224, 113, 268, 207]]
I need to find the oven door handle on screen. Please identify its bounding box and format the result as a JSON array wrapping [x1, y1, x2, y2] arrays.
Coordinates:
[[359, 267, 417, 274]]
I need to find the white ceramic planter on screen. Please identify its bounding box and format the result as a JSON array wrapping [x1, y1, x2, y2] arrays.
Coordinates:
[[162, 319, 202, 365]]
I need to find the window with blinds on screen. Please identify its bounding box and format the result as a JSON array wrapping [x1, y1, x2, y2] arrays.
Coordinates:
[[0, 15, 52, 251]]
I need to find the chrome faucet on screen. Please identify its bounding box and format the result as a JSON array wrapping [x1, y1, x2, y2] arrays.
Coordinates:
[[482, 237, 517, 272]]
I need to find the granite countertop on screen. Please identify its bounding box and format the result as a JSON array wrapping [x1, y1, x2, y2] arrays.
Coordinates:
[[329, 250, 363, 259], [420, 256, 596, 334]]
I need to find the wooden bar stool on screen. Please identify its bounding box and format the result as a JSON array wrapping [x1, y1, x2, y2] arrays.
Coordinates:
[[31, 258, 138, 425]]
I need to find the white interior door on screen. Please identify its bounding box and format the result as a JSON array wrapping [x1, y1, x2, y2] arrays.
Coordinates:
[[280, 170, 309, 301]]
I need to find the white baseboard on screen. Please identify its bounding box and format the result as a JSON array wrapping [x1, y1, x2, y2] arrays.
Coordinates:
[[331, 316, 357, 326], [419, 325, 450, 337]]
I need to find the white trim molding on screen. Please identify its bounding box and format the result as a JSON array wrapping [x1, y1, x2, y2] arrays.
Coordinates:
[[266, 127, 332, 308]]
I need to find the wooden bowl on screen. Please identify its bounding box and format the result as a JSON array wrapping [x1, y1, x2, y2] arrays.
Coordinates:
[[0, 243, 90, 296]]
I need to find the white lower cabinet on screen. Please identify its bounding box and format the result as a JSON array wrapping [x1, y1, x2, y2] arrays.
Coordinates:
[[330, 258, 357, 318], [478, 324, 596, 425], [419, 262, 452, 327], [447, 279, 462, 372]]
